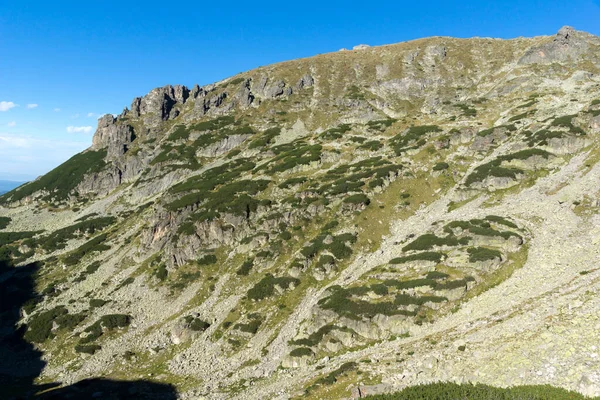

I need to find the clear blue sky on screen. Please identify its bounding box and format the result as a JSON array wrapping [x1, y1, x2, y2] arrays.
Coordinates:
[[1, 0, 599, 181]]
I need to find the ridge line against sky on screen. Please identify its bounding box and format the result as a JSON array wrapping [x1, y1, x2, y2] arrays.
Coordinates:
[[1, 0, 600, 181]]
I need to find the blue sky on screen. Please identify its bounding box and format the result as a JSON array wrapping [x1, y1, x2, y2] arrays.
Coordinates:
[[1, 0, 599, 181]]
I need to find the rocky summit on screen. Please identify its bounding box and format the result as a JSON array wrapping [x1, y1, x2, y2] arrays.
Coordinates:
[[2, 26, 600, 399]]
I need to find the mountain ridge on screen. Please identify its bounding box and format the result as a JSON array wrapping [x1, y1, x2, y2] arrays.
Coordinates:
[[1, 26, 600, 399]]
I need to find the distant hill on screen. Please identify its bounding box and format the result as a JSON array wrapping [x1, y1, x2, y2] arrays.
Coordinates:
[[0, 180, 26, 195]]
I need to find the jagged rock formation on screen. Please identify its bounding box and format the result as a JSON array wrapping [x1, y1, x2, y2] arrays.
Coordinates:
[[2, 27, 600, 400]]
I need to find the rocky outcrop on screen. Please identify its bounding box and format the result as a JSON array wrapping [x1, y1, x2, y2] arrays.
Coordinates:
[[130, 85, 190, 121], [92, 114, 136, 159], [519, 26, 592, 65], [296, 74, 314, 89]]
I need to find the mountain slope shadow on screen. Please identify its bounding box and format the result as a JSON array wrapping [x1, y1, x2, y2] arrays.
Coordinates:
[[0, 255, 177, 400]]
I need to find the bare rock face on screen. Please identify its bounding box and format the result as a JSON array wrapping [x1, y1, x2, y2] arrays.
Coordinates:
[[519, 26, 592, 65], [234, 79, 254, 108], [296, 74, 314, 89], [129, 85, 190, 121], [92, 114, 136, 159]]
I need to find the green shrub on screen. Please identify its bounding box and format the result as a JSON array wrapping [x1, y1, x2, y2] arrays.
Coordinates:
[[198, 254, 217, 265], [247, 274, 300, 301], [359, 140, 383, 151], [80, 314, 131, 344], [321, 124, 352, 139], [551, 114, 585, 134], [367, 119, 396, 131], [390, 252, 444, 264], [280, 231, 292, 241], [63, 233, 111, 266], [39, 216, 116, 252], [75, 344, 101, 354], [455, 103, 477, 117], [184, 316, 210, 332], [477, 124, 517, 137], [234, 314, 262, 334], [155, 264, 168, 281], [432, 162, 449, 171], [24, 306, 87, 343], [0, 216, 11, 230], [364, 382, 588, 399], [467, 247, 502, 262], [390, 125, 441, 155], [278, 177, 307, 189], [248, 127, 281, 149], [289, 347, 314, 357], [426, 271, 449, 280], [89, 299, 109, 308], [0, 230, 40, 247], [485, 215, 518, 228], [402, 234, 462, 251], [236, 259, 254, 276], [313, 362, 357, 386], [290, 325, 351, 347]]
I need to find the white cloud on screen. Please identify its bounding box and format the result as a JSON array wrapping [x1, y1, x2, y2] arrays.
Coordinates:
[[26, 103, 38, 109], [71, 113, 80, 119], [66, 126, 93, 134], [0, 133, 89, 180], [0, 101, 17, 112], [87, 112, 97, 118], [54, 108, 61, 112], [7, 121, 16, 127]]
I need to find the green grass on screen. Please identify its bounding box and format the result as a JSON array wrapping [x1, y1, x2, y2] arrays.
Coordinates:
[[365, 382, 592, 399], [344, 193, 370, 205], [1, 149, 107, 203]]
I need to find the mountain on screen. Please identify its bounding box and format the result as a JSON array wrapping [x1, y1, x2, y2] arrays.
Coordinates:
[[0, 180, 26, 196], [1, 26, 600, 399]]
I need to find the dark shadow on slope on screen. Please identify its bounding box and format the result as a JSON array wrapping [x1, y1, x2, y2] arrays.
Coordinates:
[[0, 252, 177, 400]]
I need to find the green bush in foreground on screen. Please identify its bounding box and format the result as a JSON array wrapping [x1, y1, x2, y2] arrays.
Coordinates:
[[365, 382, 591, 399]]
